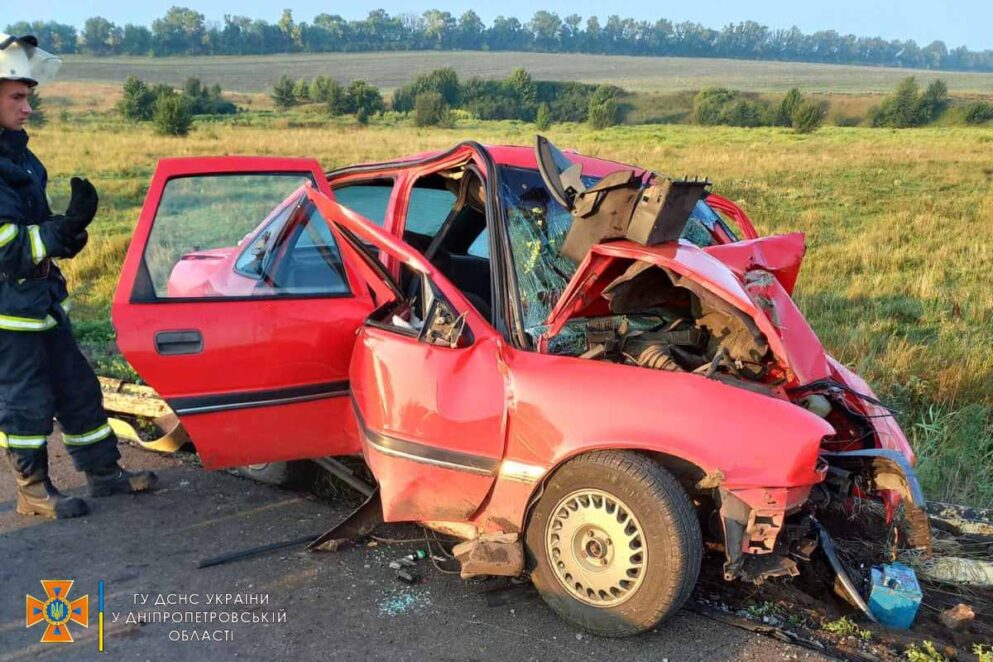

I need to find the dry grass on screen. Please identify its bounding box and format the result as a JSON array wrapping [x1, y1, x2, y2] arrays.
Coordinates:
[[28, 110, 993, 505], [58, 51, 993, 94]]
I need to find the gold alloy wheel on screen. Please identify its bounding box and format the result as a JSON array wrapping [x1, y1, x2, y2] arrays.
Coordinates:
[[545, 488, 648, 607]]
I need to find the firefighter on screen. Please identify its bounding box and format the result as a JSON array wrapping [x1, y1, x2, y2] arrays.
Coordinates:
[[0, 34, 157, 519]]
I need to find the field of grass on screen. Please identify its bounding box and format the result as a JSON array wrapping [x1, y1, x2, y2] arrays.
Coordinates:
[[26, 109, 993, 506], [59, 51, 993, 94]]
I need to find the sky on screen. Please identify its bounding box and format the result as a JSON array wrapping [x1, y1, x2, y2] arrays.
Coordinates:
[[7, 1, 991, 51]]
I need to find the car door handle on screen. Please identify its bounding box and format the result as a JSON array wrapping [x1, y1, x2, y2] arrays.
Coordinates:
[[155, 330, 203, 356]]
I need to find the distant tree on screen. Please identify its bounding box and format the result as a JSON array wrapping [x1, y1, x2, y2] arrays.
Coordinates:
[[311, 76, 332, 103], [293, 78, 311, 101], [27, 89, 46, 126], [271, 75, 297, 109], [722, 98, 767, 127], [694, 87, 739, 125], [153, 93, 193, 136], [121, 24, 153, 55], [870, 77, 948, 127], [413, 91, 450, 126], [82, 17, 123, 55], [325, 80, 348, 116], [775, 88, 803, 127], [918, 79, 950, 122], [456, 11, 485, 49], [587, 86, 620, 128], [791, 100, 825, 133], [506, 67, 537, 105], [181, 77, 236, 115], [392, 67, 460, 112], [964, 101, 993, 124], [535, 102, 552, 130], [346, 80, 385, 123], [118, 76, 156, 121], [151, 6, 206, 55]]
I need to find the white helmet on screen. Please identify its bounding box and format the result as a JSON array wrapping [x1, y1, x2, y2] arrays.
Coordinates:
[[0, 34, 61, 87]]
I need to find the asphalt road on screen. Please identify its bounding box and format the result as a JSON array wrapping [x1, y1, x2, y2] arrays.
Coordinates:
[[0, 439, 835, 661]]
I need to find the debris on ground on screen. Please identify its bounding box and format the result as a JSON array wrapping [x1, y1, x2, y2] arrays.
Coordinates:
[[692, 501, 993, 662], [868, 563, 923, 629], [939, 604, 976, 633], [377, 587, 433, 617]]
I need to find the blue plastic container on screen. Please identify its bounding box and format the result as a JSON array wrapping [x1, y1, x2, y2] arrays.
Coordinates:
[[868, 563, 922, 629]]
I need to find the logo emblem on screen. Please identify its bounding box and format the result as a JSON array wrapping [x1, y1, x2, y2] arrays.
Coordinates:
[[26, 580, 89, 643]]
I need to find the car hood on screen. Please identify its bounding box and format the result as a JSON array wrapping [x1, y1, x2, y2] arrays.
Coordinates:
[[540, 233, 832, 387]]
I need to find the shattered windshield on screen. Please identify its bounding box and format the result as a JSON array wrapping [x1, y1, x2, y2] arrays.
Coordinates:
[[501, 166, 735, 343]]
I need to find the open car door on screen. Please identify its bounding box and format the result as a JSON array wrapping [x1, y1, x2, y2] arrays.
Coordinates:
[[113, 157, 375, 469], [305, 188, 510, 524]]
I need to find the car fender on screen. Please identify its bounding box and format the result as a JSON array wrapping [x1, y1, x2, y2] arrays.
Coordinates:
[[472, 350, 835, 534]]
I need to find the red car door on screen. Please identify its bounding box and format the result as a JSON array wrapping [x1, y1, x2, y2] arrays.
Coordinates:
[[306, 189, 509, 524], [113, 157, 376, 469]]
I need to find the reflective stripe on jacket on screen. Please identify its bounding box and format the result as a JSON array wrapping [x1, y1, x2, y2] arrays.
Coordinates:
[[0, 129, 68, 330]]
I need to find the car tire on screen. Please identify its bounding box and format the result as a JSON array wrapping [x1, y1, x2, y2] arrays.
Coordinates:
[[234, 461, 303, 487], [525, 451, 702, 637]]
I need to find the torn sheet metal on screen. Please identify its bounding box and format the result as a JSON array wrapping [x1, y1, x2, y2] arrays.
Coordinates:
[[816, 522, 879, 623]]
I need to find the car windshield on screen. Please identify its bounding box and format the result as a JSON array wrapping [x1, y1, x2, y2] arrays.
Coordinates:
[[500, 166, 736, 343]]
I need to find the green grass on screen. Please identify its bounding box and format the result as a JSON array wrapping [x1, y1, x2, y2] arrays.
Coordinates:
[[59, 51, 993, 94], [30, 108, 993, 506]]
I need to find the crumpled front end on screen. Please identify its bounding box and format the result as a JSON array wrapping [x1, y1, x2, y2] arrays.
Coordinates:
[[537, 232, 929, 584]]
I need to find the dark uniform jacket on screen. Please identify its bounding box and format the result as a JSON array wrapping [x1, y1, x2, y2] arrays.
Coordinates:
[[0, 128, 68, 330]]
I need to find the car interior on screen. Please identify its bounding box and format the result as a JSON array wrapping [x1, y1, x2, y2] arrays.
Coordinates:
[[401, 167, 493, 323]]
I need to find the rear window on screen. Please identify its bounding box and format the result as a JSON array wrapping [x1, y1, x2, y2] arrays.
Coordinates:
[[332, 179, 394, 227]]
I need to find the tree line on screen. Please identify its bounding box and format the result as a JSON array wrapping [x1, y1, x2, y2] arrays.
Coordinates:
[[271, 67, 624, 129], [8, 7, 993, 72]]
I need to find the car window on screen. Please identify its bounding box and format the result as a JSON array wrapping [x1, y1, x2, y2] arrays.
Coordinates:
[[501, 166, 597, 336], [258, 201, 350, 296], [143, 173, 310, 298], [234, 202, 296, 277], [405, 185, 457, 239], [331, 179, 394, 227], [467, 228, 489, 258]]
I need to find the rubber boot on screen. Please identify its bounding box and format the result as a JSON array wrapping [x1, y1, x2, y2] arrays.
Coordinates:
[[85, 462, 158, 497], [13, 467, 89, 519]]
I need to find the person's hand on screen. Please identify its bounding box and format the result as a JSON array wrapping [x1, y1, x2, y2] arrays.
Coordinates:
[[65, 177, 98, 230], [40, 219, 88, 259], [64, 230, 88, 258]]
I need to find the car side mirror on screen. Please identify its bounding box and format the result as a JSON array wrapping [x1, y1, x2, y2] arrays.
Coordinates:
[[420, 297, 470, 348]]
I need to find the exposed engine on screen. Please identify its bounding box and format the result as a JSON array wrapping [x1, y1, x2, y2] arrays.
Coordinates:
[[547, 262, 779, 386]]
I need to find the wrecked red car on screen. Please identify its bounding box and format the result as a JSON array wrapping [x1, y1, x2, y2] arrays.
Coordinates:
[[112, 138, 928, 636]]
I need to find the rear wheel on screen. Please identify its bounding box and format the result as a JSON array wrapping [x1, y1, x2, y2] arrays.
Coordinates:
[[526, 451, 702, 637]]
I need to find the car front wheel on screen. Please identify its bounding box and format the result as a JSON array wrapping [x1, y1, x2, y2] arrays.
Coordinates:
[[526, 451, 702, 637]]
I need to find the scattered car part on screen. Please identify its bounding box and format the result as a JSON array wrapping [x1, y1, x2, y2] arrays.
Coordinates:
[[867, 563, 922, 629], [816, 522, 878, 623], [196, 532, 319, 569], [452, 532, 524, 579], [308, 489, 383, 552]]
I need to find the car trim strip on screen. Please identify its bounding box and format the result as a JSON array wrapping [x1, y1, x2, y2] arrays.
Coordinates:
[[353, 401, 498, 477], [170, 380, 350, 415]]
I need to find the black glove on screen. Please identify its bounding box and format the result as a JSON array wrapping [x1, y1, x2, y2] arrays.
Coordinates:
[[64, 177, 98, 231], [39, 218, 88, 259]]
